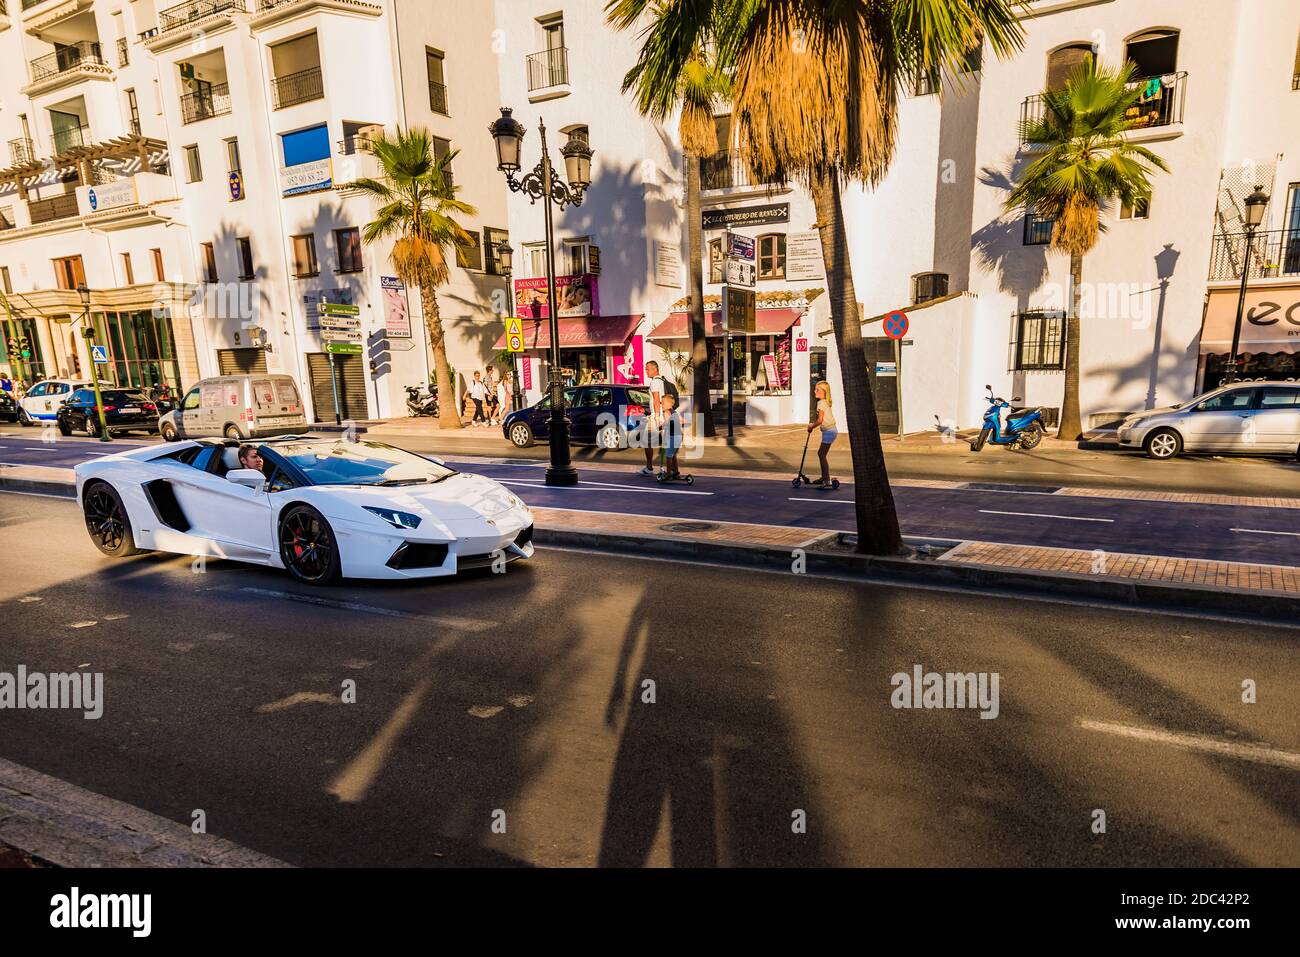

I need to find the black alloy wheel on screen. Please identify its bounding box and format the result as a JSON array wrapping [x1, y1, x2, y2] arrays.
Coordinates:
[[279, 506, 341, 584]]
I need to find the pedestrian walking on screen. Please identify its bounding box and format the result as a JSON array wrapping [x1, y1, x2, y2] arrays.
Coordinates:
[[638, 360, 666, 475], [494, 373, 511, 425], [0, 373, 11, 394], [467, 371, 489, 427], [808, 380, 838, 489]]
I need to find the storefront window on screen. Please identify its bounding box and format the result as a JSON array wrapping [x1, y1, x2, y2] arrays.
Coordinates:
[[705, 329, 794, 393], [556, 347, 608, 386], [92, 309, 182, 391]]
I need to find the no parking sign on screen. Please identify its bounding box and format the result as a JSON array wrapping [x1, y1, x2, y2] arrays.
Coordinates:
[[884, 311, 909, 340]]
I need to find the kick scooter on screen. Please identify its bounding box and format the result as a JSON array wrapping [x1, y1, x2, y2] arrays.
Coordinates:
[[792, 430, 840, 490]]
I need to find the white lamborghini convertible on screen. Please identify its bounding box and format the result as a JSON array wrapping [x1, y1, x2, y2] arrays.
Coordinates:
[[73, 436, 534, 584]]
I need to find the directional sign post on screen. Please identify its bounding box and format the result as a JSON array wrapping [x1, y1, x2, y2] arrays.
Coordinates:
[[319, 303, 362, 424]]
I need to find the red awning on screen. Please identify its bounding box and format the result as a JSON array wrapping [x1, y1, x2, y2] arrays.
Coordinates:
[[492, 314, 642, 350], [648, 308, 802, 339]]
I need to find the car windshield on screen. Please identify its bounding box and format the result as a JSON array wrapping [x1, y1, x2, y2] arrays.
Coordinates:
[[104, 391, 148, 404], [271, 440, 455, 487]]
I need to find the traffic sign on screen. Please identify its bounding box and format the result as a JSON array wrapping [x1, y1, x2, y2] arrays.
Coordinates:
[[325, 341, 362, 355], [884, 311, 909, 340], [320, 303, 360, 317], [722, 285, 756, 334], [505, 317, 525, 354], [91, 344, 109, 364]]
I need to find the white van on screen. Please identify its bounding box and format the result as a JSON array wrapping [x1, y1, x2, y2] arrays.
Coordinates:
[[159, 374, 306, 440]]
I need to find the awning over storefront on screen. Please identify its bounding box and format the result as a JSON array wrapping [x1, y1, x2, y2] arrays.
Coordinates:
[[492, 314, 642, 350], [648, 308, 802, 339], [1200, 284, 1300, 351]]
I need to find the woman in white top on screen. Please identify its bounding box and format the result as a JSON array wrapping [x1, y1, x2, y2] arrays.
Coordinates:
[[494, 375, 511, 424], [807, 380, 838, 488]]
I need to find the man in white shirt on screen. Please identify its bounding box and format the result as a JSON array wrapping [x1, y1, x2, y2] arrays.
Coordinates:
[[639, 360, 665, 475], [467, 371, 489, 426]]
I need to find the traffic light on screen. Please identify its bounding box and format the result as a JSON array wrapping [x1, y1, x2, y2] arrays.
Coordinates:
[[17, 335, 30, 359], [5, 337, 17, 360]]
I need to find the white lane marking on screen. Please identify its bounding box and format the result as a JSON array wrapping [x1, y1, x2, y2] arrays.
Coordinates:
[[791, 497, 851, 504], [237, 587, 494, 631], [22, 447, 60, 452], [85, 452, 113, 457], [501, 479, 711, 496], [978, 509, 1114, 523], [1079, 718, 1300, 771], [1230, 527, 1300, 538]]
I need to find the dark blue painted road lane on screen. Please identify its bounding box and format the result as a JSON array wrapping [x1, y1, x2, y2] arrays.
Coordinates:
[[449, 459, 1300, 569], [3, 434, 1298, 568]]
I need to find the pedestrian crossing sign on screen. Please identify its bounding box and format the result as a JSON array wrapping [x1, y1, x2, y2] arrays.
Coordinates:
[[505, 317, 525, 354], [91, 345, 108, 364]]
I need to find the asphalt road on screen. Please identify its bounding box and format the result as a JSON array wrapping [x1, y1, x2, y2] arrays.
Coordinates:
[[1, 494, 1297, 867], [5, 433, 1299, 567]]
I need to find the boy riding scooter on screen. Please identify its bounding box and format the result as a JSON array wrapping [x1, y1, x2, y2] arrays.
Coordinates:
[[655, 392, 694, 484]]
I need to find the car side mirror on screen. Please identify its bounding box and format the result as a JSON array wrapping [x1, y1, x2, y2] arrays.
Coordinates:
[[227, 469, 266, 491]]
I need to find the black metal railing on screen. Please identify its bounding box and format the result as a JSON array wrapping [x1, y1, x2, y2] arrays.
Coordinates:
[[159, 0, 244, 32], [699, 150, 785, 191], [1021, 71, 1188, 145], [429, 80, 448, 115], [137, 26, 159, 41], [8, 137, 35, 166], [1209, 229, 1300, 281], [29, 41, 105, 83], [28, 194, 80, 224], [117, 37, 129, 67], [271, 66, 323, 109], [1023, 211, 1054, 245], [526, 47, 568, 91], [51, 125, 89, 154], [338, 133, 375, 155], [180, 82, 231, 123]]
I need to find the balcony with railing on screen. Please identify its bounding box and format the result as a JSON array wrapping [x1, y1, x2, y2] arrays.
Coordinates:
[[50, 125, 89, 154], [700, 150, 785, 192], [158, 0, 245, 33], [8, 137, 35, 166], [28, 40, 105, 84], [180, 82, 231, 123], [429, 80, 448, 115], [1209, 230, 1300, 282], [526, 47, 568, 93], [28, 193, 79, 224], [1020, 71, 1188, 145], [271, 65, 323, 109]]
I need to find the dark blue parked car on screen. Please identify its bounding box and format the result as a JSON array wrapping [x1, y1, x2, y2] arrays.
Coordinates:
[[503, 384, 653, 450]]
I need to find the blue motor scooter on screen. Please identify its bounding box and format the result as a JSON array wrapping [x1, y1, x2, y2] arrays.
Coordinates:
[[969, 385, 1046, 452]]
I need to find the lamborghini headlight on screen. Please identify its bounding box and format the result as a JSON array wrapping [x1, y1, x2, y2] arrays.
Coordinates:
[[363, 506, 422, 529]]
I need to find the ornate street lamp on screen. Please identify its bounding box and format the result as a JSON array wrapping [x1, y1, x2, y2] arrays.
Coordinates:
[[78, 284, 111, 443], [1226, 185, 1269, 383], [495, 238, 525, 416], [488, 107, 592, 486]]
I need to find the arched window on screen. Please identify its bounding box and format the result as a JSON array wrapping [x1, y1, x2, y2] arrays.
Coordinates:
[[1126, 29, 1179, 79], [1046, 43, 1094, 91]]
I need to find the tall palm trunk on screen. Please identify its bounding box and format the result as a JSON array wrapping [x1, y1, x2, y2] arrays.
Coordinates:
[[684, 153, 715, 437], [1057, 251, 1084, 441], [421, 284, 462, 430], [810, 173, 901, 555]]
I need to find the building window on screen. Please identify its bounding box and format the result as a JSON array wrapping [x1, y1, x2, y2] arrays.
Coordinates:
[[758, 233, 786, 279], [126, 89, 141, 135], [335, 227, 363, 273], [225, 137, 241, 173], [237, 238, 254, 280], [201, 242, 218, 282], [1, 266, 11, 294], [1024, 208, 1054, 245], [525, 243, 547, 278], [1014, 311, 1066, 371], [291, 234, 318, 277], [484, 227, 509, 275], [52, 255, 86, 290], [912, 272, 949, 305], [1119, 196, 1151, 220], [563, 239, 592, 275], [184, 144, 202, 183], [151, 248, 165, 281], [121, 252, 135, 285], [432, 136, 454, 188], [709, 237, 724, 283], [426, 49, 448, 115], [456, 231, 484, 271]]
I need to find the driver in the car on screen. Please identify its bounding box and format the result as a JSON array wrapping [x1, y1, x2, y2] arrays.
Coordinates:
[[237, 444, 265, 474]]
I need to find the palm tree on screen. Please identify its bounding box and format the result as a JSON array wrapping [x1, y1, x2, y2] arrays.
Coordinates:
[[354, 128, 477, 430], [608, 0, 1025, 554], [611, 5, 730, 437], [1007, 59, 1168, 440]]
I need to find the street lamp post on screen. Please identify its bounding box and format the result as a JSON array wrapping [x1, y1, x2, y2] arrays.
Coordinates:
[[489, 107, 592, 487], [496, 239, 524, 414], [78, 284, 111, 443], [1226, 185, 1270, 384]]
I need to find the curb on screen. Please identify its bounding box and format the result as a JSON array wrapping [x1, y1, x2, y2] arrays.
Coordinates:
[[532, 527, 1300, 625], [7, 476, 1298, 624]]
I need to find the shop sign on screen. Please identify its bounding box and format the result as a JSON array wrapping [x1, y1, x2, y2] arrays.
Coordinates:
[[514, 275, 598, 319], [280, 158, 333, 196], [380, 277, 411, 339], [725, 259, 756, 288], [612, 334, 644, 385], [786, 231, 826, 281], [875, 361, 898, 376], [588, 245, 602, 274], [702, 203, 789, 230], [727, 232, 756, 261], [723, 286, 756, 334], [78, 178, 137, 213]]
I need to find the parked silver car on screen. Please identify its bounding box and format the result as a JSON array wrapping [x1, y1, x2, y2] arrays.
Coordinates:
[[1117, 381, 1300, 460]]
